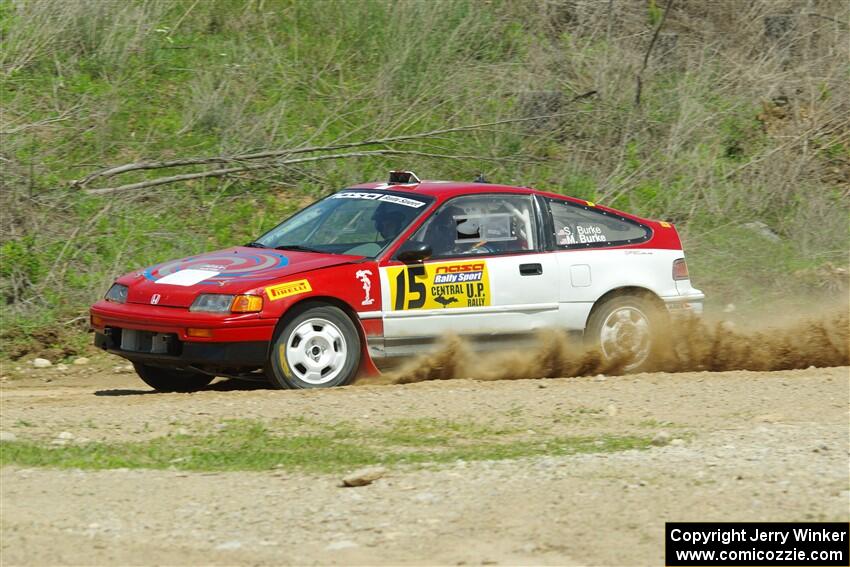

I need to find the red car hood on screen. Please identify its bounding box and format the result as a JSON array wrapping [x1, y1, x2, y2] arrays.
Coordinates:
[[123, 247, 359, 307]]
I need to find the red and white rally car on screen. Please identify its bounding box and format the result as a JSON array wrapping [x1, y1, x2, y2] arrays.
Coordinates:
[[91, 172, 704, 391]]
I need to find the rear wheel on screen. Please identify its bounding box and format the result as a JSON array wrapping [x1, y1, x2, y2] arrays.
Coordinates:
[[586, 295, 664, 373], [133, 363, 214, 392], [268, 304, 361, 389]]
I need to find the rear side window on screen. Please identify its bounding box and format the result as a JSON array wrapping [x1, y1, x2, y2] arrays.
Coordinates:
[[548, 199, 650, 248]]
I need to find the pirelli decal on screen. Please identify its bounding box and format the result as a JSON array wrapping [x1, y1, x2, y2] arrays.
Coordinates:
[[266, 279, 311, 301], [387, 261, 490, 311]]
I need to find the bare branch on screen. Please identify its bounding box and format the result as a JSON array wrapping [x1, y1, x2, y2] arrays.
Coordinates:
[[635, 0, 675, 107], [0, 105, 80, 135], [84, 149, 536, 196], [168, 0, 201, 38], [73, 93, 596, 187], [804, 12, 849, 29]]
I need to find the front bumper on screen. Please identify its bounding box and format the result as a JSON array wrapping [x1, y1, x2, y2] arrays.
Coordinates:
[[91, 300, 275, 370], [94, 329, 268, 369]]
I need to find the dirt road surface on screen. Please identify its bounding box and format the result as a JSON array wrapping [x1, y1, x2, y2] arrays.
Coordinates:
[[1, 362, 848, 566]]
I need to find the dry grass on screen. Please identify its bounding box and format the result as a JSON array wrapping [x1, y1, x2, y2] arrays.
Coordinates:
[[0, 0, 847, 356]]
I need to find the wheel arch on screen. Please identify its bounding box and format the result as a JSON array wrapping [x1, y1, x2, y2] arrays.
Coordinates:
[[270, 295, 380, 378], [584, 286, 665, 331]]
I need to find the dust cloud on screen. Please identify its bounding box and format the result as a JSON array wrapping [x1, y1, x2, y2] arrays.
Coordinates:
[[389, 310, 849, 384]]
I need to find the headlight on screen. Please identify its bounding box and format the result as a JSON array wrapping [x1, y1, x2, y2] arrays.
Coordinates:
[[190, 294, 234, 312], [105, 284, 128, 303], [190, 294, 263, 313]]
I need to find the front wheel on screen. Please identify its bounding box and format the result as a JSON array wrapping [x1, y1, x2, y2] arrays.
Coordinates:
[[268, 304, 361, 389], [133, 363, 214, 392], [585, 295, 664, 373]]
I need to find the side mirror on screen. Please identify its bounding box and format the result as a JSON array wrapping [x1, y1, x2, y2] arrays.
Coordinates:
[[396, 242, 432, 263]]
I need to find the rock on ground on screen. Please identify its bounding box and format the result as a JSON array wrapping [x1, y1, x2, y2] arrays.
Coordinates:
[[651, 431, 671, 446], [342, 466, 387, 487]]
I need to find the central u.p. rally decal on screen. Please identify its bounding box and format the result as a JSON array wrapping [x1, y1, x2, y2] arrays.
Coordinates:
[[387, 261, 491, 310]]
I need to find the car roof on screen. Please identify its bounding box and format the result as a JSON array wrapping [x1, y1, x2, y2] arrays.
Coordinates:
[[347, 180, 589, 205]]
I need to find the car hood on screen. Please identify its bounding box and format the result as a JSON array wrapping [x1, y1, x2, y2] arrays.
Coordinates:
[[123, 247, 360, 307]]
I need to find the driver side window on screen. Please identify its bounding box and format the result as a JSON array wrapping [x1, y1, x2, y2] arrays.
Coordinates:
[[411, 194, 537, 258]]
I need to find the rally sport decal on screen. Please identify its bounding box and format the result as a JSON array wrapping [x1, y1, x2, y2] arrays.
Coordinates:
[[386, 260, 490, 310]]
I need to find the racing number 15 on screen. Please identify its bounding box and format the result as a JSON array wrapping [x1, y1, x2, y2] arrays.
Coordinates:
[[394, 266, 426, 310]]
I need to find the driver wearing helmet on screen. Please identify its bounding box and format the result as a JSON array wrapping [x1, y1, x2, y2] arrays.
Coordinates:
[[425, 205, 494, 256], [372, 202, 416, 244], [424, 205, 464, 256]]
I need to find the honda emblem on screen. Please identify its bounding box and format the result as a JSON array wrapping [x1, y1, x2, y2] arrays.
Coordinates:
[[150, 294, 161, 305]]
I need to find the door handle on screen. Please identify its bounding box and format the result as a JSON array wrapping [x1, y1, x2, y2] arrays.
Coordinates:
[[519, 263, 543, 276]]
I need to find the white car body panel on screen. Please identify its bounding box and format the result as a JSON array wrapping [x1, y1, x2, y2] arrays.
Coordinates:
[[552, 247, 695, 328], [373, 246, 704, 361], [379, 252, 561, 338], [366, 192, 706, 360]]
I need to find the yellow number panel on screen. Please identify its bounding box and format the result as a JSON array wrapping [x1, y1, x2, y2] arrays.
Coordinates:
[[386, 261, 491, 311]]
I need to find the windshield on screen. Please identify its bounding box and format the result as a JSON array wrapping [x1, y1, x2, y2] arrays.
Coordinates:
[[252, 190, 433, 258]]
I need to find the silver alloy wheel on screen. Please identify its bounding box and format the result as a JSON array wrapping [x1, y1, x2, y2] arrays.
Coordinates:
[[284, 317, 348, 385], [598, 305, 652, 371]]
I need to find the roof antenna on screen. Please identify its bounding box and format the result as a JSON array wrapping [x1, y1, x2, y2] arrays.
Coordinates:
[[474, 173, 489, 183]]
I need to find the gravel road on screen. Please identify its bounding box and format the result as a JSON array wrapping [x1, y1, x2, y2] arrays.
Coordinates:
[[1, 362, 848, 566]]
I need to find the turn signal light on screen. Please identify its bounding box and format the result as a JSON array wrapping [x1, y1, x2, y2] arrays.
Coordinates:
[[672, 258, 689, 280], [91, 314, 104, 328], [230, 294, 263, 313], [187, 328, 214, 338]]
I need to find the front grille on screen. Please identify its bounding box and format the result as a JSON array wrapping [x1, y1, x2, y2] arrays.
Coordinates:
[[113, 328, 181, 355]]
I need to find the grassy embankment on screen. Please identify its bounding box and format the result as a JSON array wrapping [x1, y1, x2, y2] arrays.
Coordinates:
[[1, 0, 847, 360]]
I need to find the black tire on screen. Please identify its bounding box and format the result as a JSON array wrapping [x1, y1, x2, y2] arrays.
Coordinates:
[[585, 294, 665, 373], [268, 304, 361, 389], [133, 363, 214, 392]]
